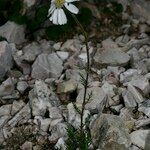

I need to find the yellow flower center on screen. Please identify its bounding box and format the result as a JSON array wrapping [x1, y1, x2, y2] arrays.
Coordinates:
[[55, 0, 65, 8]]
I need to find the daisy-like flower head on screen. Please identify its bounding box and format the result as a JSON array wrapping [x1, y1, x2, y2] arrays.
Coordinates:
[[48, 0, 79, 25]]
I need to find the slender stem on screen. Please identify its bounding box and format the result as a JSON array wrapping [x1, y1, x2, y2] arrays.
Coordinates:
[[71, 14, 90, 135]]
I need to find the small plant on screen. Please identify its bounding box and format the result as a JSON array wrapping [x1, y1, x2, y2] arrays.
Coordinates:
[[48, 0, 92, 149]]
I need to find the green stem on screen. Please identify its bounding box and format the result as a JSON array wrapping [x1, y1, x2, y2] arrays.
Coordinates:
[[71, 14, 90, 135]]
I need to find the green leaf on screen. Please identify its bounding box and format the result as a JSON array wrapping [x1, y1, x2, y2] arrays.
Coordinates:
[[114, 3, 123, 13], [9, 14, 27, 25], [78, 7, 92, 25], [0, 0, 7, 10], [36, 5, 49, 23]]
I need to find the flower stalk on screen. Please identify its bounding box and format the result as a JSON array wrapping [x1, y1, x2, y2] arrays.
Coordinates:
[[71, 14, 90, 135]]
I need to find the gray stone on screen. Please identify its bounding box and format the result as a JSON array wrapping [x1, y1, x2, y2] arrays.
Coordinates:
[[120, 69, 139, 83], [17, 81, 29, 94], [29, 80, 60, 116], [130, 130, 150, 149], [94, 49, 130, 68], [20, 141, 33, 150], [127, 38, 150, 50], [135, 118, 150, 129], [131, 0, 150, 24], [76, 87, 107, 113], [138, 100, 150, 117], [0, 41, 13, 78], [34, 116, 51, 132], [0, 78, 15, 97], [0, 116, 10, 128], [0, 105, 11, 116], [13, 49, 31, 75], [67, 103, 90, 129], [101, 81, 116, 98], [127, 76, 150, 95], [91, 114, 131, 149], [56, 51, 69, 61], [6, 103, 31, 128], [127, 84, 145, 104], [11, 100, 25, 115], [115, 35, 130, 46], [0, 21, 26, 44], [49, 107, 62, 120], [57, 80, 77, 94], [22, 42, 42, 62], [122, 90, 137, 108], [102, 38, 118, 50], [23, 0, 36, 8], [32, 53, 63, 79], [53, 42, 62, 50], [60, 39, 81, 52], [55, 138, 66, 150], [110, 104, 123, 113], [49, 123, 67, 142]]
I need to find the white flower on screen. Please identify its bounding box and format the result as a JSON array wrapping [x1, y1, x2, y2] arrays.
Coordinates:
[[48, 0, 79, 25]]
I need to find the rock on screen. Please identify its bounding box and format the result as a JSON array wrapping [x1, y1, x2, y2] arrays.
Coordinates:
[[119, 108, 135, 132], [78, 53, 88, 64], [22, 42, 42, 62], [127, 38, 150, 50], [20, 141, 33, 150], [56, 51, 69, 61], [57, 80, 77, 94], [6, 103, 31, 128], [13, 48, 31, 75], [0, 105, 11, 116], [138, 99, 150, 117], [67, 103, 90, 129], [110, 104, 123, 114], [32, 53, 63, 79], [53, 42, 62, 50], [115, 35, 130, 46], [135, 118, 150, 129], [101, 81, 116, 98], [102, 38, 118, 50], [94, 49, 130, 68], [2, 91, 20, 100], [0, 130, 4, 144], [131, 0, 150, 24], [11, 100, 25, 115], [91, 114, 131, 149], [130, 130, 150, 149], [76, 87, 107, 113], [144, 132, 150, 150], [0, 41, 13, 78], [23, 0, 36, 8], [120, 69, 139, 83], [0, 21, 26, 44], [17, 81, 29, 94], [55, 138, 66, 150], [127, 84, 145, 104], [29, 80, 60, 116], [60, 39, 81, 52], [49, 123, 67, 142], [0, 116, 10, 128], [126, 76, 150, 95], [122, 90, 137, 108], [0, 78, 15, 97], [34, 116, 51, 132], [49, 107, 62, 120]]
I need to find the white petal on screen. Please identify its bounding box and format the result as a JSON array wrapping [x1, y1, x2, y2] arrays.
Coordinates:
[[48, 4, 56, 16], [52, 9, 59, 25], [58, 9, 67, 25], [65, 0, 79, 2], [64, 3, 79, 14]]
